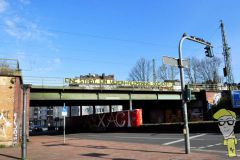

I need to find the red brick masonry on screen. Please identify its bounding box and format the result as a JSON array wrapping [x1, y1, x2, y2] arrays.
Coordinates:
[[0, 135, 226, 160]]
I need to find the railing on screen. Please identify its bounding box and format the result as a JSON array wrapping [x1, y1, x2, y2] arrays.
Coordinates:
[[189, 83, 227, 91], [23, 76, 67, 86], [23, 76, 240, 91], [0, 58, 20, 76]]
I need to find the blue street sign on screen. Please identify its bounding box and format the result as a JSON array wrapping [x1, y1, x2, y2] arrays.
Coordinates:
[[62, 106, 67, 116], [231, 90, 240, 108]]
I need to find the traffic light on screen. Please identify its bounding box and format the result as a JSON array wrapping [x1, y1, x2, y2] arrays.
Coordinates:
[[184, 84, 191, 102], [204, 46, 214, 58], [223, 67, 228, 77]]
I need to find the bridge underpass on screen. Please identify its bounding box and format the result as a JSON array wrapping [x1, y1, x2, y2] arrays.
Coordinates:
[[29, 85, 204, 124]]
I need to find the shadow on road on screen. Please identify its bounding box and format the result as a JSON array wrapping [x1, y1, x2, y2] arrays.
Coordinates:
[[42, 143, 185, 155], [0, 154, 21, 160], [80, 152, 136, 160]]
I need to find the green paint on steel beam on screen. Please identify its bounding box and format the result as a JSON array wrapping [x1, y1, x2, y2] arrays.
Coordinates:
[[30, 92, 60, 100], [158, 94, 181, 100], [61, 93, 98, 100], [131, 94, 158, 100], [98, 93, 129, 100]]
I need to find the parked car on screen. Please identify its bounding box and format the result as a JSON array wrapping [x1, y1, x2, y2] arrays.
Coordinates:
[[30, 125, 43, 132]]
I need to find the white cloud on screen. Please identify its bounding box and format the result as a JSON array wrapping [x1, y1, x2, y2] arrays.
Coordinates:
[[0, 0, 8, 13], [2, 1, 54, 41], [4, 17, 51, 41]]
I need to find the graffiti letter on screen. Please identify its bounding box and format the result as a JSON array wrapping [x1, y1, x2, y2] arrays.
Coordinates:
[[98, 114, 106, 127], [116, 112, 126, 127]]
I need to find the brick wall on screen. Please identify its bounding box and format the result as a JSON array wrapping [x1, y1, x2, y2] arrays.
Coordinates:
[[0, 76, 30, 146]]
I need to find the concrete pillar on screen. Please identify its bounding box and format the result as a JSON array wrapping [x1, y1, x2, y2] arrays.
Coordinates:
[[129, 93, 132, 110], [109, 105, 112, 113]]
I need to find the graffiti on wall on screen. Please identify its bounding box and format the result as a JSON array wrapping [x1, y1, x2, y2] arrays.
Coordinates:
[[0, 110, 12, 138], [67, 109, 142, 131], [13, 113, 17, 145], [98, 111, 127, 127]]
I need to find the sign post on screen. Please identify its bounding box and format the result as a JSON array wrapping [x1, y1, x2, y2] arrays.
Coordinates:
[[163, 33, 213, 154], [177, 33, 213, 154], [62, 103, 67, 144]]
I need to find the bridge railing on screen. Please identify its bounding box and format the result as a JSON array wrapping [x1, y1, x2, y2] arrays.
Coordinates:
[[189, 83, 228, 91], [0, 58, 21, 76], [23, 76, 239, 91], [23, 76, 67, 86]]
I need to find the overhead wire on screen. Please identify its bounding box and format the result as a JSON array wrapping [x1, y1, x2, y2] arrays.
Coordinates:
[[0, 23, 176, 48]]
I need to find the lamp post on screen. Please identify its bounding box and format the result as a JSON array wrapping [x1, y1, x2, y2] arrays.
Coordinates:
[[22, 84, 30, 160], [178, 33, 213, 154]]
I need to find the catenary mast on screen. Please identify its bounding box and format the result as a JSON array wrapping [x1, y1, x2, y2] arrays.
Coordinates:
[[220, 20, 234, 83], [152, 59, 156, 82]]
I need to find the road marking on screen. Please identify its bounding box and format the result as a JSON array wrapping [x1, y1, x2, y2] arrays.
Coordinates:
[[88, 135, 182, 140], [207, 145, 215, 148], [114, 136, 180, 140], [215, 143, 222, 146], [163, 134, 206, 145], [192, 142, 223, 151]]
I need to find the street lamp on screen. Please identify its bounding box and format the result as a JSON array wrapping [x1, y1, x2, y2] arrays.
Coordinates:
[[178, 33, 213, 154], [22, 84, 31, 160]]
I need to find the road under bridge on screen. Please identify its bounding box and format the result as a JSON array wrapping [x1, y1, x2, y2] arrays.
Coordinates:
[[30, 85, 208, 123]]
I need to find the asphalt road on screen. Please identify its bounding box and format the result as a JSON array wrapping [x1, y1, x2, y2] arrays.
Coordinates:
[[65, 132, 240, 158]]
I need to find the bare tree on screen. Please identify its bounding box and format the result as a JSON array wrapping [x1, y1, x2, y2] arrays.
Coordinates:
[[185, 56, 222, 84], [199, 57, 222, 83], [128, 57, 152, 82], [157, 64, 179, 81], [0, 61, 14, 75], [185, 57, 201, 83]]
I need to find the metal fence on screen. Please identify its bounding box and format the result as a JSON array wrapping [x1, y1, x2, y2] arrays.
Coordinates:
[[22, 76, 240, 91], [0, 58, 20, 76], [23, 76, 66, 86]]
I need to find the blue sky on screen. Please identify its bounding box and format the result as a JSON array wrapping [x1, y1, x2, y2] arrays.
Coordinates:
[[0, 0, 239, 82]]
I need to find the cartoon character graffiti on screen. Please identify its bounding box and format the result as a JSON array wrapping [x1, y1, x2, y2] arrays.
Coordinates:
[[213, 109, 237, 157]]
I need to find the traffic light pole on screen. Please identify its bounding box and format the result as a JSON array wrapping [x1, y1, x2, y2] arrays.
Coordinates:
[[178, 33, 213, 154], [178, 35, 190, 154]]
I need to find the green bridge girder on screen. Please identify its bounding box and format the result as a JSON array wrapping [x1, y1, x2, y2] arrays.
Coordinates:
[[30, 85, 198, 101]]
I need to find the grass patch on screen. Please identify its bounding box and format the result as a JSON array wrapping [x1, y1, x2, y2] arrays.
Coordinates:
[[0, 144, 6, 148]]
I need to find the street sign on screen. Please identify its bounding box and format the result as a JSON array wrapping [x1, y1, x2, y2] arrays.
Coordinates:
[[62, 106, 67, 116], [162, 56, 190, 68], [62, 103, 67, 144], [231, 90, 240, 108]]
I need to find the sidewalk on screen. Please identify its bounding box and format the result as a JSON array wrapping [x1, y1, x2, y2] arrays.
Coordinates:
[[0, 135, 226, 160]]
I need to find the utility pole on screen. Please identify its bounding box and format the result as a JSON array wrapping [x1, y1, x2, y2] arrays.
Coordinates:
[[152, 59, 156, 82], [178, 33, 213, 154], [220, 20, 234, 84], [22, 85, 29, 160]]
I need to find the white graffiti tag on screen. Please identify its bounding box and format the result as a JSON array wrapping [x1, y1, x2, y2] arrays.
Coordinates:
[[116, 112, 126, 127], [13, 113, 18, 145], [106, 112, 126, 127], [0, 111, 12, 137], [98, 114, 106, 127], [106, 113, 118, 127]]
